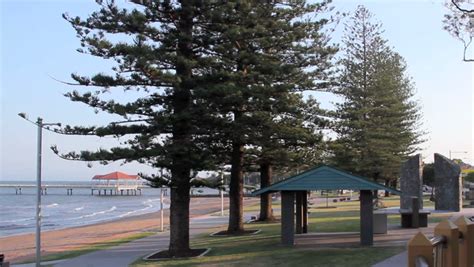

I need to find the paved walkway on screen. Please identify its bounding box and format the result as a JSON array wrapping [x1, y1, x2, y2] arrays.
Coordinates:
[[372, 251, 407, 267], [54, 215, 238, 267], [12, 214, 247, 267]]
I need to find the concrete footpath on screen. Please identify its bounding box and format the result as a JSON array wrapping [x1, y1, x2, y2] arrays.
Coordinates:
[[13, 215, 245, 267], [371, 251, 407, 267]]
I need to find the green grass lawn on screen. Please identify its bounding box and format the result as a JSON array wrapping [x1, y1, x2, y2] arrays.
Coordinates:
[[132, 220, 404, 267]]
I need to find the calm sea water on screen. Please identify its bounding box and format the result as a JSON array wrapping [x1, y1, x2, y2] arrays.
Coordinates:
[[0, 181, 219, 237]]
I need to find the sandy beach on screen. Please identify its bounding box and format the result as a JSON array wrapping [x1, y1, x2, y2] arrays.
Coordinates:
[[0, 197, 256, 263]]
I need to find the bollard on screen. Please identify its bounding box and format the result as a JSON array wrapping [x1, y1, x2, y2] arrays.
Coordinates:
[[434, 220, 459, 267], [407, 232, 434, 267], [454, 216, 474, 267]]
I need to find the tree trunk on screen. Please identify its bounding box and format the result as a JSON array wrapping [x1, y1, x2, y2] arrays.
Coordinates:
[[168, 0, 193, 256], [258, 162, 274, 221], [169, 177, 191, 255], [228, 140, 245, 233]]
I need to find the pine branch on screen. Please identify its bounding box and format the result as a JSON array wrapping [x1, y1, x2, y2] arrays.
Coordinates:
[[451, 0, 474, 13]]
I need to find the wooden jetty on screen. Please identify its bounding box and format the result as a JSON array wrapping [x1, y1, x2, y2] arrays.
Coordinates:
[[1, 171, 146, 196]]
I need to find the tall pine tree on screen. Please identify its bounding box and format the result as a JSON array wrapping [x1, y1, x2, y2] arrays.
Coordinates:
[[54, 1, 225, 257], [331, 6, 423, 188], [196, 0, 336, 230]]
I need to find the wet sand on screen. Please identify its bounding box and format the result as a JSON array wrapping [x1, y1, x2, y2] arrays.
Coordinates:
[[0, 197, 256, 263]]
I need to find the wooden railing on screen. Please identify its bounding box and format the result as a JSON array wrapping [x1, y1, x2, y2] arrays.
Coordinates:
[[408, 216, 474, 267]]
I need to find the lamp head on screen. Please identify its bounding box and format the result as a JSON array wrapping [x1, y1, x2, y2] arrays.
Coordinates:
[[18, 112, 27, 119]]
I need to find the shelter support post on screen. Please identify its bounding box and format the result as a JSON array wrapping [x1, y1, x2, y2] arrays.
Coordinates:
[[360, 190, 374, 246], [302, 191, 308, 233], [281, 191, 295, 246], [296, 192, 303, 234]]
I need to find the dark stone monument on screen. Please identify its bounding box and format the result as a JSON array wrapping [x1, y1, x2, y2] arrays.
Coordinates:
[[400, 154, 423, 210], [434, 153, 462, 211]]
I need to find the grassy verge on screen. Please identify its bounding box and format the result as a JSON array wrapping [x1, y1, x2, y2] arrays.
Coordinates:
[[19, 232, 156, 264], [131, 220, 403, 267], [133, 196, 429, 267]]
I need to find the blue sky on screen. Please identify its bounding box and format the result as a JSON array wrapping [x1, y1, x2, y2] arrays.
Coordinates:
[[1, 0, 472, 181]]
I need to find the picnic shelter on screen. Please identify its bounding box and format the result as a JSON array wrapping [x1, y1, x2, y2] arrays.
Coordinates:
[[252, 165, 401, 246]]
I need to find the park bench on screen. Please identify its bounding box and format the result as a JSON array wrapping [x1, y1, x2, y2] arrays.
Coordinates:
[[399, 209, 430, 228], [399, 196, 430, 228]]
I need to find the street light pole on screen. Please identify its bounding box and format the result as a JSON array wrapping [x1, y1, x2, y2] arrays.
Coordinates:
[[35, 118, 43, 267], [19, 114, 60, 267]]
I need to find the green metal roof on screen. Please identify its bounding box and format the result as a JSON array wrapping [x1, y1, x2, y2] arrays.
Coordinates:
[[252, 165, 401, 196]]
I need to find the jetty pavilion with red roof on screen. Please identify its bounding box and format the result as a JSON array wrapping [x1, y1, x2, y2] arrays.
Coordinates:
[[91, 171, 142, 196]]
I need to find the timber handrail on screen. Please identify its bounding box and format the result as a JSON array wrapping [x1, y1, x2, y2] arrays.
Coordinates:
[[429, 236, 447, 247], [408, 216, 474, 267]]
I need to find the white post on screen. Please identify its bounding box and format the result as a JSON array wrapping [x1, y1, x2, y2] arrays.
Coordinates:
[[220, 172, 224, 216], [160, 187, 164, 232], [36, 118, 42, 267]]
